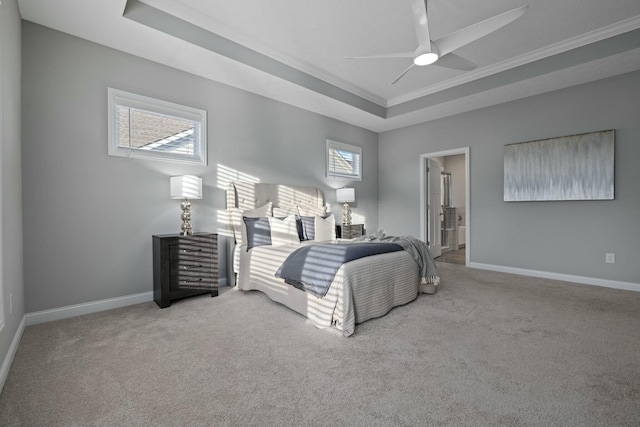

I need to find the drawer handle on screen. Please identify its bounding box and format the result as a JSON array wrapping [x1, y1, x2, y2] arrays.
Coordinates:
[[182, 265, 203, 270], [181, 248, 202, 253], [180, 279, 203, 284]]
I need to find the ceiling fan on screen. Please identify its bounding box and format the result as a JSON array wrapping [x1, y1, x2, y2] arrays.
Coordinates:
[[346, 0, 529, 84]]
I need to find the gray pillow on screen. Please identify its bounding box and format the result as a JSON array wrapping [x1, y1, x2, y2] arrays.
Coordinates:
[[243, 217, 272, 250], [298, 216, 315, 241]]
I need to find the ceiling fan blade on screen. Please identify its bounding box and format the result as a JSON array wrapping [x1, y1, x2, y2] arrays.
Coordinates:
[[432, 53, 477, 71], [410, 0, 431, 48], [391, 63, 416, 85], [345, 52, 414, 60], [434, 4, 529, 57]]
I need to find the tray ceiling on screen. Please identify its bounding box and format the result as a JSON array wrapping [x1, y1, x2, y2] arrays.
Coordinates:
[[18, 0, 640, 131]]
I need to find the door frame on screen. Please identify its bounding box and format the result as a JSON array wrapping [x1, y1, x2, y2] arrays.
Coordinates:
[[420, 147, 470, 266], [426, 158, 442, 258]]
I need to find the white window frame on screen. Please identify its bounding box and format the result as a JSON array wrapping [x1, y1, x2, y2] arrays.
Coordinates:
[[108, 88, 207, 165], [326, 139, 362, 181]]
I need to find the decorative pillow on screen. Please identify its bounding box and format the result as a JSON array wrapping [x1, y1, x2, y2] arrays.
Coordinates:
[[243, 217, 272, 250], [268, 215, 300, 246], [273, 206, 297, 218], [244, 202, 272, 218], [298, 216, 316, 241], [297, 205, 327, 217], [314, 213, 336, 241], [230, 202, 272, 245]]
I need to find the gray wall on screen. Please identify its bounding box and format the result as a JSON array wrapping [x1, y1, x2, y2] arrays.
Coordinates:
[[22, 22, 378, 313], [379, 70, 640, 284], [0, 0, 24, 380]]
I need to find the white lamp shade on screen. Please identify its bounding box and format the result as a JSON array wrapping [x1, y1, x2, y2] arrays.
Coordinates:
[[170, 175, 202, 199], [336, 188, 355, 203]]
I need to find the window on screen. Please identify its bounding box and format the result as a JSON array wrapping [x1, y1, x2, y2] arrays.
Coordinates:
[[108, 88, 207, 164], [326, 139, 362, 180]]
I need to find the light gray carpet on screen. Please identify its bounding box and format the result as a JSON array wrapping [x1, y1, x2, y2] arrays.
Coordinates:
[[1, 263, 639, 426]]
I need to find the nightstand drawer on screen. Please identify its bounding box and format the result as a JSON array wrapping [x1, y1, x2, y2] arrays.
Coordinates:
[[337, 224, 364, 239], [171, 275, 217, 291], [169, 241, 214, 261], [170, 258, 217, 290], [170, 260, 214, 278]]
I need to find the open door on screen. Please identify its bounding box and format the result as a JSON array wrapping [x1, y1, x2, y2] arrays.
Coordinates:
[[427, 159, 442, 258], [421, 148, 469, 266]]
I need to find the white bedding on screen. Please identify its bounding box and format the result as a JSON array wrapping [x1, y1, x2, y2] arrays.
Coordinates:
[[236, 241, 421, 336]]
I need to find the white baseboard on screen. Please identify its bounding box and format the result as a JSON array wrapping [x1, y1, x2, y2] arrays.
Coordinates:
[[0, 315, 26, 393], [25, 291, 154, 326], [25, 277, 229, 326], [469, 262, 640, 292]]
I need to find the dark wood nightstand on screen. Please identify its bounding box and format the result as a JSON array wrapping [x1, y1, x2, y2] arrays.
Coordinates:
[[153, 233, 218, 308], [336, 224, 365, 239]]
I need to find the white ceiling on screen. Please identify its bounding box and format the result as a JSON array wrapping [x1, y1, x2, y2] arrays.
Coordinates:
[[17, 0, 640, 132]]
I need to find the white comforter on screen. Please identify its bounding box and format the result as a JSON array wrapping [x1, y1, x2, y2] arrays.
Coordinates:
[[236, 241, 422, 336]]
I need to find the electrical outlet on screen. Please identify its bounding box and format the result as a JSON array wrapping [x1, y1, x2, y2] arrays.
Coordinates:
[[605, 253, 615, 264]]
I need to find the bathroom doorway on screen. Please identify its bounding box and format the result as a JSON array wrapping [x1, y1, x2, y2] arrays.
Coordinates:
[[420, 148, 470, 266]]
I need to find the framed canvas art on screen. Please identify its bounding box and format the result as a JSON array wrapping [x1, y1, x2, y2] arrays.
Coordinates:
[[504, 130, 614, 201]]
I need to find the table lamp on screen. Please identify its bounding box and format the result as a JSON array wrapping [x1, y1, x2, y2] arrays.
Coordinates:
[[170, 175, 202, 235], [336, 188, 355, 225]]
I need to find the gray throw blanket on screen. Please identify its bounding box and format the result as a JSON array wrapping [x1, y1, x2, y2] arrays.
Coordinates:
[[353, 235, 440, 292]]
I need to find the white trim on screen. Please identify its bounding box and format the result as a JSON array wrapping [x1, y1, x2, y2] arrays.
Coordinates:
[[0, 315, 26, 393], [326, 139, 363, 181], [25, 291, 154, 326], [420, 147, 470, 267], [24, 278, 229, 326], [107, 88, 208, 165], [470, 262, 640, 293]]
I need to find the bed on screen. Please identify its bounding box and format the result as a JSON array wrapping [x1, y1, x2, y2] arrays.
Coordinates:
[[226, 182, 438, 336]]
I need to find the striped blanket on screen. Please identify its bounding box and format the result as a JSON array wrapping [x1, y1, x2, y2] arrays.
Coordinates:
[[353, 235, 440, 291]]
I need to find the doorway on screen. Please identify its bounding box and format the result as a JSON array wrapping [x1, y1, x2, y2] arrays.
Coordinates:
[[420, 148, 470, 266]]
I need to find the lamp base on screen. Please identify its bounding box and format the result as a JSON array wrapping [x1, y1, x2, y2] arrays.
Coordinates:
[[342, 202, 352, 226], [180, 198, 193, 236]]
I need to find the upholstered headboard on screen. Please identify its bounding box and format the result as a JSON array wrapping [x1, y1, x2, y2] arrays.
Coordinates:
[[225, 182, 325, 285], [226, 182, 324, 211]]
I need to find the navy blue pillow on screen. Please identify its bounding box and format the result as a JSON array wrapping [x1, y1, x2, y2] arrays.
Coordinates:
[[298, 216, 315, 241], [243, 217, 272, 250]]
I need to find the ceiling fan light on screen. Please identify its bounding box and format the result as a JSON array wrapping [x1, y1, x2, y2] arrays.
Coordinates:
[[414, 52, 439, 66]]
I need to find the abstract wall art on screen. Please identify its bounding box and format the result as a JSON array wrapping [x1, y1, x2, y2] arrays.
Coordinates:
[[504, 130, 615, 201]]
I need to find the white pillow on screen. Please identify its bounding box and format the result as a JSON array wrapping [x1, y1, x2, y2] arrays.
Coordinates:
[[273, 206, 297, 218], [298, 205, 327, 217], [230, 202, 272, 245], [314, 214, 336, 241], [268, 215, 300, 246]]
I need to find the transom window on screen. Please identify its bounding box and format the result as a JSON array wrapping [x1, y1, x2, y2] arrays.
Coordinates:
[[108, 88, 207, 164], [326, 139, 362, 180]]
